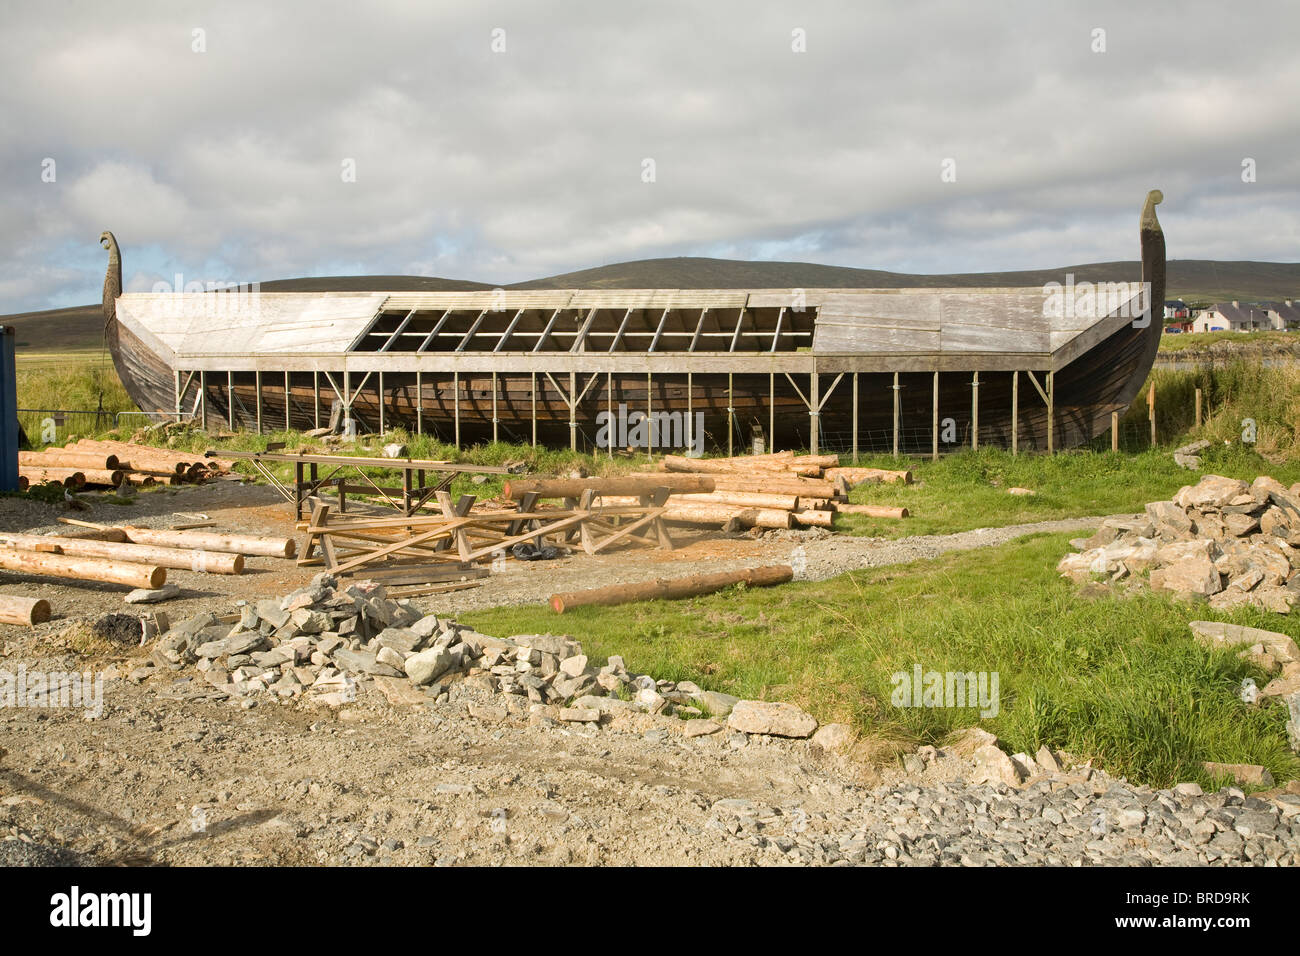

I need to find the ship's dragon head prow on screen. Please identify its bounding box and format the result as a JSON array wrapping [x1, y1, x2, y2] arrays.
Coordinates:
[[1141, 189, 1163, 232], [101, 230, 122, 326]]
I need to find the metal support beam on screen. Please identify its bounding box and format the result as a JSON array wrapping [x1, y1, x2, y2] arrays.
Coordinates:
[[491, 371, 498, 444], [727, 373, 734, 457], [453, 371, 460, 449], [455, 309, 488, 352], [971, 371, 979, 451], [417, 309, 453, 353], [809, 371, 819, 456], [378, 371, 384, 434], [227, 371, 234, 430], [285, 370, 291, 432], [313, 371, 320, 429], [607, 371, 614, 458], [200, 371, 208, 430], [531, 372, 537, 447], [647, 372, 654, 461], [255, 370, 263, 434], [687, 372, 693, 454], [770, 372, 775, 452], [1047, 370, 1055, 454], [415, 371, 423, 435]]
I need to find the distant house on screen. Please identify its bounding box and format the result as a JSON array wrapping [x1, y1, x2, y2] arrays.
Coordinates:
[[1192, 301, 1272, 333], [1163, 299, 1190, 319], [1262, 300, 1300, 330]]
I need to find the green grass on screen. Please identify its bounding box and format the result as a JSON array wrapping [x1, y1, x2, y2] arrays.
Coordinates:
[[833, 443, 1300, 538], [1159, 330, 1297, 353], [464, 532, 1300, 789]]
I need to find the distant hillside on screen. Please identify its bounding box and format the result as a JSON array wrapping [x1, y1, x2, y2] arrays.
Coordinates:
[[6, 258, 1296, 354]]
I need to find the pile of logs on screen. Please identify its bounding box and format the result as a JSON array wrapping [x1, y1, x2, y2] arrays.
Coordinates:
[[0, 520, 297, 622], [18, 440, 237, 490], [608, 452, 914, 530]]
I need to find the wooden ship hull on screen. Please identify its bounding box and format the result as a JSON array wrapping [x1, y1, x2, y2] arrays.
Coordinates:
[[100, 191, 1166, 455]]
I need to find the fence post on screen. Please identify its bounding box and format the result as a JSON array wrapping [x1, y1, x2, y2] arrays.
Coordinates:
[[1111, 411, 1119, 452], [1195, 387, 1202, 428], [1148, 384, 1156, 447]]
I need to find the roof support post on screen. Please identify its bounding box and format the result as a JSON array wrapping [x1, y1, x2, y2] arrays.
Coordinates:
[[607, 371, 614, 458], [770, 372, 775, 453], [378, 371, 385, 435], [227, 371, 234, 430], [531, 372, 537, 448], [971, 371, 979, 451], [200, 372, 208, 431], [492, 371, 498, 444], [1048, 371, 1055, 454], [809, 371, 819, 456], [415, 371, 423, 436], [892, 372, 900, 458], [285, 370, 292, 432], [1011, 371, 1019, 456], [255, 370, 263, 435], [687, 372, 694, 455], [173, 370, 181, 419], [454, 371, 460, 450], [852, 372, 859, 462], [313, 371, 320, 430], [570, 371, 577, 452], [932, 370, 940, 461], [727, 373, 735, 457]]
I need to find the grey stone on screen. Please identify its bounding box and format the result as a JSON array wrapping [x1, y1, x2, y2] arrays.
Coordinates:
[[727, 700, 817, 738], [404, 647, 457, 686], [125, 583, 181, 604]]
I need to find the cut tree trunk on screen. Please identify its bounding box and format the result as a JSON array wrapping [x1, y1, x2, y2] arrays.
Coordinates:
[[504, 475, 714, 499], [832, 504, 910, 518], [0, 595, 51, 625], [0, 549, 165, 589], [550, 564, 794, 613]]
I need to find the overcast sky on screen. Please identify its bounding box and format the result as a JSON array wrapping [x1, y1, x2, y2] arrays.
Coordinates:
[[2, 0, 1297, 311]]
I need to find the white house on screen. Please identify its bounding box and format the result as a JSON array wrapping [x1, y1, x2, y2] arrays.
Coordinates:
[[1263, 300, 1300, 330], [1192, 301, 1272, 333]]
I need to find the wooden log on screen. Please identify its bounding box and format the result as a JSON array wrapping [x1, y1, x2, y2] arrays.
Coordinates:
[[118, 526, 296, 559], [70, 468, 127, 487], [19, 468, 84, 487], [0, 595, 51, 626], [658, 502, 791, 530], [0, 533, 244, 575], [550, 564, 793, 613], [660, 455, 821, 477], [504, 475, 714, 499], [824, 467, 913, 485], [19, 450, 121, 470], [633, 472, 837, 498], [0, 548, 165, 589], [832, 504, 910, 518], [797, 497, 830, 510], [791, 510, 834, 528], [675, 491, 799, 510]]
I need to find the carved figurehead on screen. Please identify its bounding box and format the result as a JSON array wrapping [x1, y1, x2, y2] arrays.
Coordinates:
[[1139, 190, 1166, 328], [100, 230, 121, 326]]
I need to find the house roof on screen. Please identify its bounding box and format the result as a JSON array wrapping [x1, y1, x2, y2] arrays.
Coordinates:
[[1262, 301, 1300, 324], [1207, 302, 1268, 324]]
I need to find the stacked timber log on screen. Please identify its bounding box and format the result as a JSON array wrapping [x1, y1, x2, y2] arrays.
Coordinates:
[[633, 452, 913, 529], [18, 440, 237, 490]]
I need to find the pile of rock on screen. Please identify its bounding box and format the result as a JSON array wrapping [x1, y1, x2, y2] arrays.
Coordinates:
[[137, 574, 839, 744], [1059, 474, 1300, 614]]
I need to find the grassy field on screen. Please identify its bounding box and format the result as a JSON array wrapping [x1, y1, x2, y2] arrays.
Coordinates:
[[463, 532, 1300, 789], [1159, 330, 1297, 352]]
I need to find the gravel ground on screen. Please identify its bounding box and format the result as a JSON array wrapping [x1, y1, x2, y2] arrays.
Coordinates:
[[1, 482, 1294, 866]]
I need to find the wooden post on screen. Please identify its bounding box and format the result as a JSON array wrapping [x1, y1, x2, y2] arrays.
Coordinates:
[[491, 371, 498, 444], [1148, 383, 1156, 447], [1047, 370, 1055, 454], [687, 372, 693, 454], [454, 371, 460, 450], [851, 372, 859, 462], [227, 371, 234, 429], [809, 372, 819, 456], [1011, 371, 1018, 456], [530, 372, 537, 448], [769, 372, 775, 454], [313, 371, 321, 430], [1111, 411, 1119, 452], [378, 371, 385, 435], [1195, 387, 1202, 428], [200, 372, 208, 431], [727, 373, 735, 457], [892, 372, 900, 458], [647, 372, 653, 461], [607, 371, 613, 458], [932, 370, 939, 461], [971, 371, 979, 451], [255, 370, 262, 434], [569, 371, 577, 452], [285, 371, 291, 432], [415, 371, 423, 435]]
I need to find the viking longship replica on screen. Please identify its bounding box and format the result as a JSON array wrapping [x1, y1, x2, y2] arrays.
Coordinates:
[[100, 190, 1165, 455]]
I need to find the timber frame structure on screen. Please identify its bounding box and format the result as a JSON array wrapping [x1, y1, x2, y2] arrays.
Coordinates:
[[100, 190, 1166, 457]]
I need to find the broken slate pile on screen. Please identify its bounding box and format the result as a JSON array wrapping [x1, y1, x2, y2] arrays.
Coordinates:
[[1059, 474, 1300, 614], [137, 574, 833, 741]]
